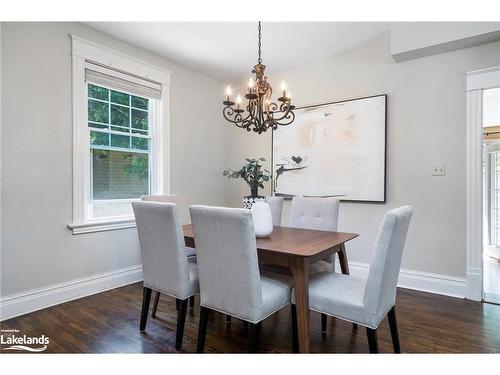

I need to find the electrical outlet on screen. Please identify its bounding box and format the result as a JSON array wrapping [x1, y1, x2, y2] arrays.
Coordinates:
[[432, 164, 446, 176]]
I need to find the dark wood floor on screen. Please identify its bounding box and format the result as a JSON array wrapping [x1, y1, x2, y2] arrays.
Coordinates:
[[1, 282, 499, 353]]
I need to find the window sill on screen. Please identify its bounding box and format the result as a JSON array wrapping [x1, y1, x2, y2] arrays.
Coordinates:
[[68, 217, 136, 235]]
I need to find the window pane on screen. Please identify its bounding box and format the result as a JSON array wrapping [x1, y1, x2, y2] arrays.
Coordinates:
[[88, 99, 109, 123], [90, 131, 109, 146], [91, 150, 149, 217], [111, 134, 130, 148], [88, 84, 109, 101], [92, 150, 149, 199], [111, 104, 130, 127], [131, 95, 148, 110], [132, 109, 148, 131], [132, 136, 149, 151], [111, 90, 130, 106]]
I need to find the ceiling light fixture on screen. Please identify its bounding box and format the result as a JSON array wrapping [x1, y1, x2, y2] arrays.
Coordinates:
[[223, 22, 295, 134]]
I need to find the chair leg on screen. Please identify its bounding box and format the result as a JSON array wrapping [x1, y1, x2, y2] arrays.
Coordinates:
[[291, 304, 299, 353], [175, 298, 189, 350], [151, 291, 160, 318], [197, 306, 209, 353], [248, 323, 259, 353], [366, 327, 379, 353], [189, 295, 195, 308], [140, 287, 152, 332], [387, 306, 401, 353], [321, 314, 328, 332]]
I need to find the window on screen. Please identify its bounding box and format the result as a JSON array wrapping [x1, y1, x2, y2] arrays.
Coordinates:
[[70, 36, 171, 234], [88, 83, 151, 218]]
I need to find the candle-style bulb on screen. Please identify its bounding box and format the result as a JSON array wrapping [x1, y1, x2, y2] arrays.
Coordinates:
[[280, 81, 287, 91], [248, 78, 254, 88], [225, 86, 232, 96], [236, 95, 242, 104], [286, 91, 292, 100]]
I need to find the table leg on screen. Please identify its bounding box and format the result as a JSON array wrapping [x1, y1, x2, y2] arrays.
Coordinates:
[[288, 256, 311, 353], [338, 243, 350, 275]]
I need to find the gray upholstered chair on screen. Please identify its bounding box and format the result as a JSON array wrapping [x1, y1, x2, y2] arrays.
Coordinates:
[[289, 196, 341, 273], [140, 194, 196, 315], [190, 205, 293, 353], [132, 201, 199, 350], [289, 196, 343, 331], [266, 196, 284, 226], [295, 206, 413, 353]]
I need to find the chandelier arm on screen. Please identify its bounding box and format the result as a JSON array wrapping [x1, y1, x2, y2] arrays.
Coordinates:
[[223, 107, 249, 128], [267, 103, 292, 122]]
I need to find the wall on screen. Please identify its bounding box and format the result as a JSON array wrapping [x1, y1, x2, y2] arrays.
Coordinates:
[[0, 23, 227, 304], [227, 32, 500, 281], [391, 22, 500, 61]]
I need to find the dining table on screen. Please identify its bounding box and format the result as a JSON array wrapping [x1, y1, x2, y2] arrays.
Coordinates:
[[183, 224, 358, 353]]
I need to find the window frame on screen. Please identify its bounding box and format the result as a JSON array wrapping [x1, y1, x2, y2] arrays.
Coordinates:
[[69, 35, 171, 234]]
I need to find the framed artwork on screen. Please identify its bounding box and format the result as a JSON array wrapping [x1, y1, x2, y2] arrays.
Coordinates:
[[272, 94, 387, 202]]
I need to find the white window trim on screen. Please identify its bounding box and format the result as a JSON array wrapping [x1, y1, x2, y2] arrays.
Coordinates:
[[68, 35, 172, 234], [466, 65, 500, 300]]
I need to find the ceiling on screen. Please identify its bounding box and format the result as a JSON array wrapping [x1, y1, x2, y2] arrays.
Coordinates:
[[84, 22, 396, 82]]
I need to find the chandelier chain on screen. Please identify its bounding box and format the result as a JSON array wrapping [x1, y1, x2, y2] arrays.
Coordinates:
[[257, 21, 262, 64]]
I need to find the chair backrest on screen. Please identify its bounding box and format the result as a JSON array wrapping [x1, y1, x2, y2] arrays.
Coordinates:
[[289, 197, 340, 231], [190, 205, 262, 321], [132, 201, 191, 299], [363, 206, 413, 322], [266, 196, 284, 226], [141, 194, 179, 204]]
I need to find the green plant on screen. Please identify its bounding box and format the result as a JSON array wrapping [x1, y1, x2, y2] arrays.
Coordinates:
[[223, 158, 271, 196], [123, 153, 149, 179]]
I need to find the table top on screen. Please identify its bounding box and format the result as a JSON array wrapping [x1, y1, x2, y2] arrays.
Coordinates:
[[182, 224, 358, 257]]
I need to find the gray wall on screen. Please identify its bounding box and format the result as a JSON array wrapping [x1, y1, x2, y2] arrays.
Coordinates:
[[1, 22, 228, 297], [227, 32, 500, 278]]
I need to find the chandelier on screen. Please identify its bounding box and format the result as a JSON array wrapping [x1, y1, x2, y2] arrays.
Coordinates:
[[222, 22, 295, 134]]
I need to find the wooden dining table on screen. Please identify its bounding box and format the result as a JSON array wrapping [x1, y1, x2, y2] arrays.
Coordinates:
[[182, 224, 358, 353]]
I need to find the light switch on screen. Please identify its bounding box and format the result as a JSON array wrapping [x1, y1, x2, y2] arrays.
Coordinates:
[[432, 164, 446, 176]]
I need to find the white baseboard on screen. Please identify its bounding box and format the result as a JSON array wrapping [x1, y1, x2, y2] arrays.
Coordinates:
[[341, 261, 467, 298], [0, 261, 468, 322], [0, 265, 143, 321]]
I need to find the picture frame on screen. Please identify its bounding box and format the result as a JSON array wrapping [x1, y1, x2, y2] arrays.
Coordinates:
[[271, 94, 387, 203]]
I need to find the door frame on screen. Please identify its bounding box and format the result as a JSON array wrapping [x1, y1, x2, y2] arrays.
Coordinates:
[[466, 66, 500, 301]]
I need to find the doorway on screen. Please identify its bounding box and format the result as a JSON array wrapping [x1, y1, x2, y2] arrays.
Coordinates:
[[482, 87, 500, 304], [466, 67, 500, 302]]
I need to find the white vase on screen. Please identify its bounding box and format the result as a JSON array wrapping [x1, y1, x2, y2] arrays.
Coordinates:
[[251, 201, 273, 238]]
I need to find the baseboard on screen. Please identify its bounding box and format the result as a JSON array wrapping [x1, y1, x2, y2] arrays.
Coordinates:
[[0, 265, 143, 321], [0, 261, 468, 321], [338, 261, 467, 298]]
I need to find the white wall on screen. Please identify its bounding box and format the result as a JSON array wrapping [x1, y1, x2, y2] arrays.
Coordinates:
[[391, 22, 500, 61], [0, 22, 227, 299], [227, 31, 500, 280]]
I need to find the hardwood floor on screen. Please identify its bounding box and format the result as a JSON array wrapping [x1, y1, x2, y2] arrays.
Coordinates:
[[1, 282, 499, 353]]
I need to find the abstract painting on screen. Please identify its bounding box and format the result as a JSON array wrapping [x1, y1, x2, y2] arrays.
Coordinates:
[[272, 94, 386, 202]]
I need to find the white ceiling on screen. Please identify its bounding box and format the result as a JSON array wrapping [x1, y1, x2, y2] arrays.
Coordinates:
[[84, 22, 396, 82]]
